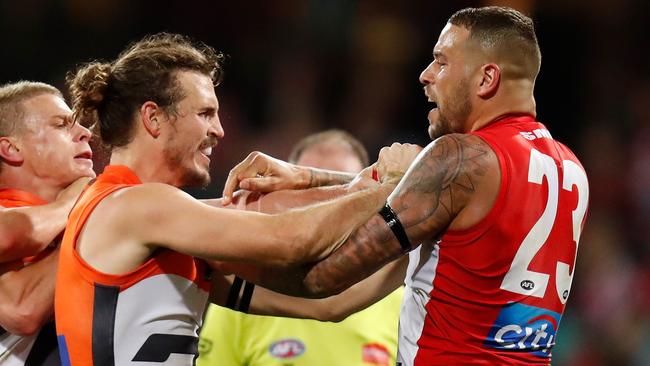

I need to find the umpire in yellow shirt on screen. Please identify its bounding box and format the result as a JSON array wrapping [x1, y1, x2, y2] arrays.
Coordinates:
[[198, 129, 403, 366]]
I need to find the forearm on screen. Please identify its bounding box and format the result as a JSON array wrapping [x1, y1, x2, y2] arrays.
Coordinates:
[[283, 183, 395, 264], [302, 167, 356, 188], [0, 203, 67, 261], [256, 185, 352, 213], [212, 258, 407, 321], [0, 249, 57, 335], [248, 214, 404, 297]]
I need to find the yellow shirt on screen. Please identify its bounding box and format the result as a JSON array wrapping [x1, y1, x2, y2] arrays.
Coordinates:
[[198, 288, 403, 366]]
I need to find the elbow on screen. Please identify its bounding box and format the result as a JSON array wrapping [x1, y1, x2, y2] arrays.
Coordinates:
[[0, 305, 47, 336], [314, 309, 349, 323], [311, 301, 352, 323], [327, 313, 350, 323]]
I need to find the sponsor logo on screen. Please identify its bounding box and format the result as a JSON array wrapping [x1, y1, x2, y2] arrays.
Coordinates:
[[268, 339, 305, 359], [362, 343, 390, 366], [520, 280, 535, 290], [484, 303, 561, 358]]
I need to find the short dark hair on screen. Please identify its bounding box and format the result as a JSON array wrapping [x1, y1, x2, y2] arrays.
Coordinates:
[[288, 129, 369, 167], [449, 6, 541, 80], [67, 32, 224, 149]]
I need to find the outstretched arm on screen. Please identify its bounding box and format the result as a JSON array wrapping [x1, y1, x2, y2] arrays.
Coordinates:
[[210, 256, 408, 322], [0, 177, 90, 261], [221, 151, 361, 205], [87, 177, 396, 273], [238, 134, 498, 297]]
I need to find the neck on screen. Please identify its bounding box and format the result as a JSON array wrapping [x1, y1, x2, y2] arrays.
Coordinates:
[[0, 169, 62, 202], [467, 79, 536, 132], [109, 145, 178, 186]]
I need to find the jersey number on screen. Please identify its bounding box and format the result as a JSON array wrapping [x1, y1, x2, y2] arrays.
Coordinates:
[[500, 149, 588, 304]]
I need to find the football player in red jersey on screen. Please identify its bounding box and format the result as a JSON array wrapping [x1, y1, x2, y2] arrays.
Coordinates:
[[221, 6, 589, 366], [0, 81, 94, 365]]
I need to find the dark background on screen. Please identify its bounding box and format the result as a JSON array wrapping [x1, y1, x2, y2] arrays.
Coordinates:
[[2, 0, 647, 364]]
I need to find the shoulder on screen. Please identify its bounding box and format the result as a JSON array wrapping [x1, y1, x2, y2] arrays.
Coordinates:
[[90, 183, 195, 229], [400, 133, 500, 223], [103, 183, 192, 209], [415, 133, 498, 182], [428, 133, 495, 157]]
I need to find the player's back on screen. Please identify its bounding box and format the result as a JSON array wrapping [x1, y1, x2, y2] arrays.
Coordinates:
[[398, 115, 589, 366]]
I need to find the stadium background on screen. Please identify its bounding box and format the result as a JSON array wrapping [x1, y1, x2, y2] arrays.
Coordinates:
[[1, 0, 647, 364]]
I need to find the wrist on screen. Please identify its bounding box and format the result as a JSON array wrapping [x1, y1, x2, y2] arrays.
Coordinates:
[[297, 166, 314, 189]]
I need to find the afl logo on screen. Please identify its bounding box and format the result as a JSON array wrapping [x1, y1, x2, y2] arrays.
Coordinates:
[[269, 339, 305, 359], [520, 280, 535, 290]]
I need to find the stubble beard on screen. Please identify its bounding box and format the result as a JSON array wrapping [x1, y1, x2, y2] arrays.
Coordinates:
[[428, 78, 472, 140], [163, 142, 211, 188]]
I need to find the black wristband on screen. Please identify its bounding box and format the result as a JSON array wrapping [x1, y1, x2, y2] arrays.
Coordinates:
[[239, 281, 255, 313], [379, 203, 412, 252], [225, 277, 243, 309], [225, 276, 255, 313]]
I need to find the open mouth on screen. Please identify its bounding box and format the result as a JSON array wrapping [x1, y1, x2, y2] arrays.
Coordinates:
[[74, 151, 93, 160], [200, 146, 213, 157]]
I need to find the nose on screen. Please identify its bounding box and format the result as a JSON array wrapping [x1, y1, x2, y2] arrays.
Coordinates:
[[208, 114, 225, 140], [419, 62, 435, 85], [73, 122, 92, 143]]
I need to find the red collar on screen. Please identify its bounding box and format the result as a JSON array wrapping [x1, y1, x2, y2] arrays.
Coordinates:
[[480, 114, 537, 130]]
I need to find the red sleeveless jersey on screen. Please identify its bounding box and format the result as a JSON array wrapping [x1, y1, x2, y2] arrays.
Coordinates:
[[55, 166, 211, 365], [397, 115, 589, 365]]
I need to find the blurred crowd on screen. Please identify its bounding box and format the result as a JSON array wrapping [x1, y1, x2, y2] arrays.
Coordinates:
[[1, 0, 647, 364]]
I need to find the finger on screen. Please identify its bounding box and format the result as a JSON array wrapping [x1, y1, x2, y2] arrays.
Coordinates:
[[222, 170, 242, 205], [240, 177, 282, 193], [222, 153, 265, 202]]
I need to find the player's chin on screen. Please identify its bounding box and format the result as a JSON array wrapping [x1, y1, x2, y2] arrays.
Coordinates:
[[83, 169, 97, 179], [188, 164, 211, 187]]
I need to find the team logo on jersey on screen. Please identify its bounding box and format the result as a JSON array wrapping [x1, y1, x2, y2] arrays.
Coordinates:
[[268, 338, 305, 359], [484, 302, 561, 358], [362, 343, 390, 366]]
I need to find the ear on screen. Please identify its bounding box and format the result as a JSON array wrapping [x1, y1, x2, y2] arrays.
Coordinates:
[[140, 101, 162, 138], [0, 137, 24, 166], [477, 63, 500, 98]]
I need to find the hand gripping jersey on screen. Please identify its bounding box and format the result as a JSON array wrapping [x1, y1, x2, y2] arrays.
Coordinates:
[[0, 189, 60, 366], [397, 115, 589, 366], [55, 166, 211, 366]]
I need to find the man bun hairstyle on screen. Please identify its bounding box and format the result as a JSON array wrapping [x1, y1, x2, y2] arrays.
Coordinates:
[[449, 6, 541, 81], [67, 32, 225, 149]]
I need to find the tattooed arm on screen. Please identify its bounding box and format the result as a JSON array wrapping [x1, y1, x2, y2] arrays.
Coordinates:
[[242, 134, 500, 297], [221, 151, 357, 204]]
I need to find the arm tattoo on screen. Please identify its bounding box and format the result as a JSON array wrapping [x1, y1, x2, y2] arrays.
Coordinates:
[[258, 134, 492, 297], [308, 168, 355, 187]]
